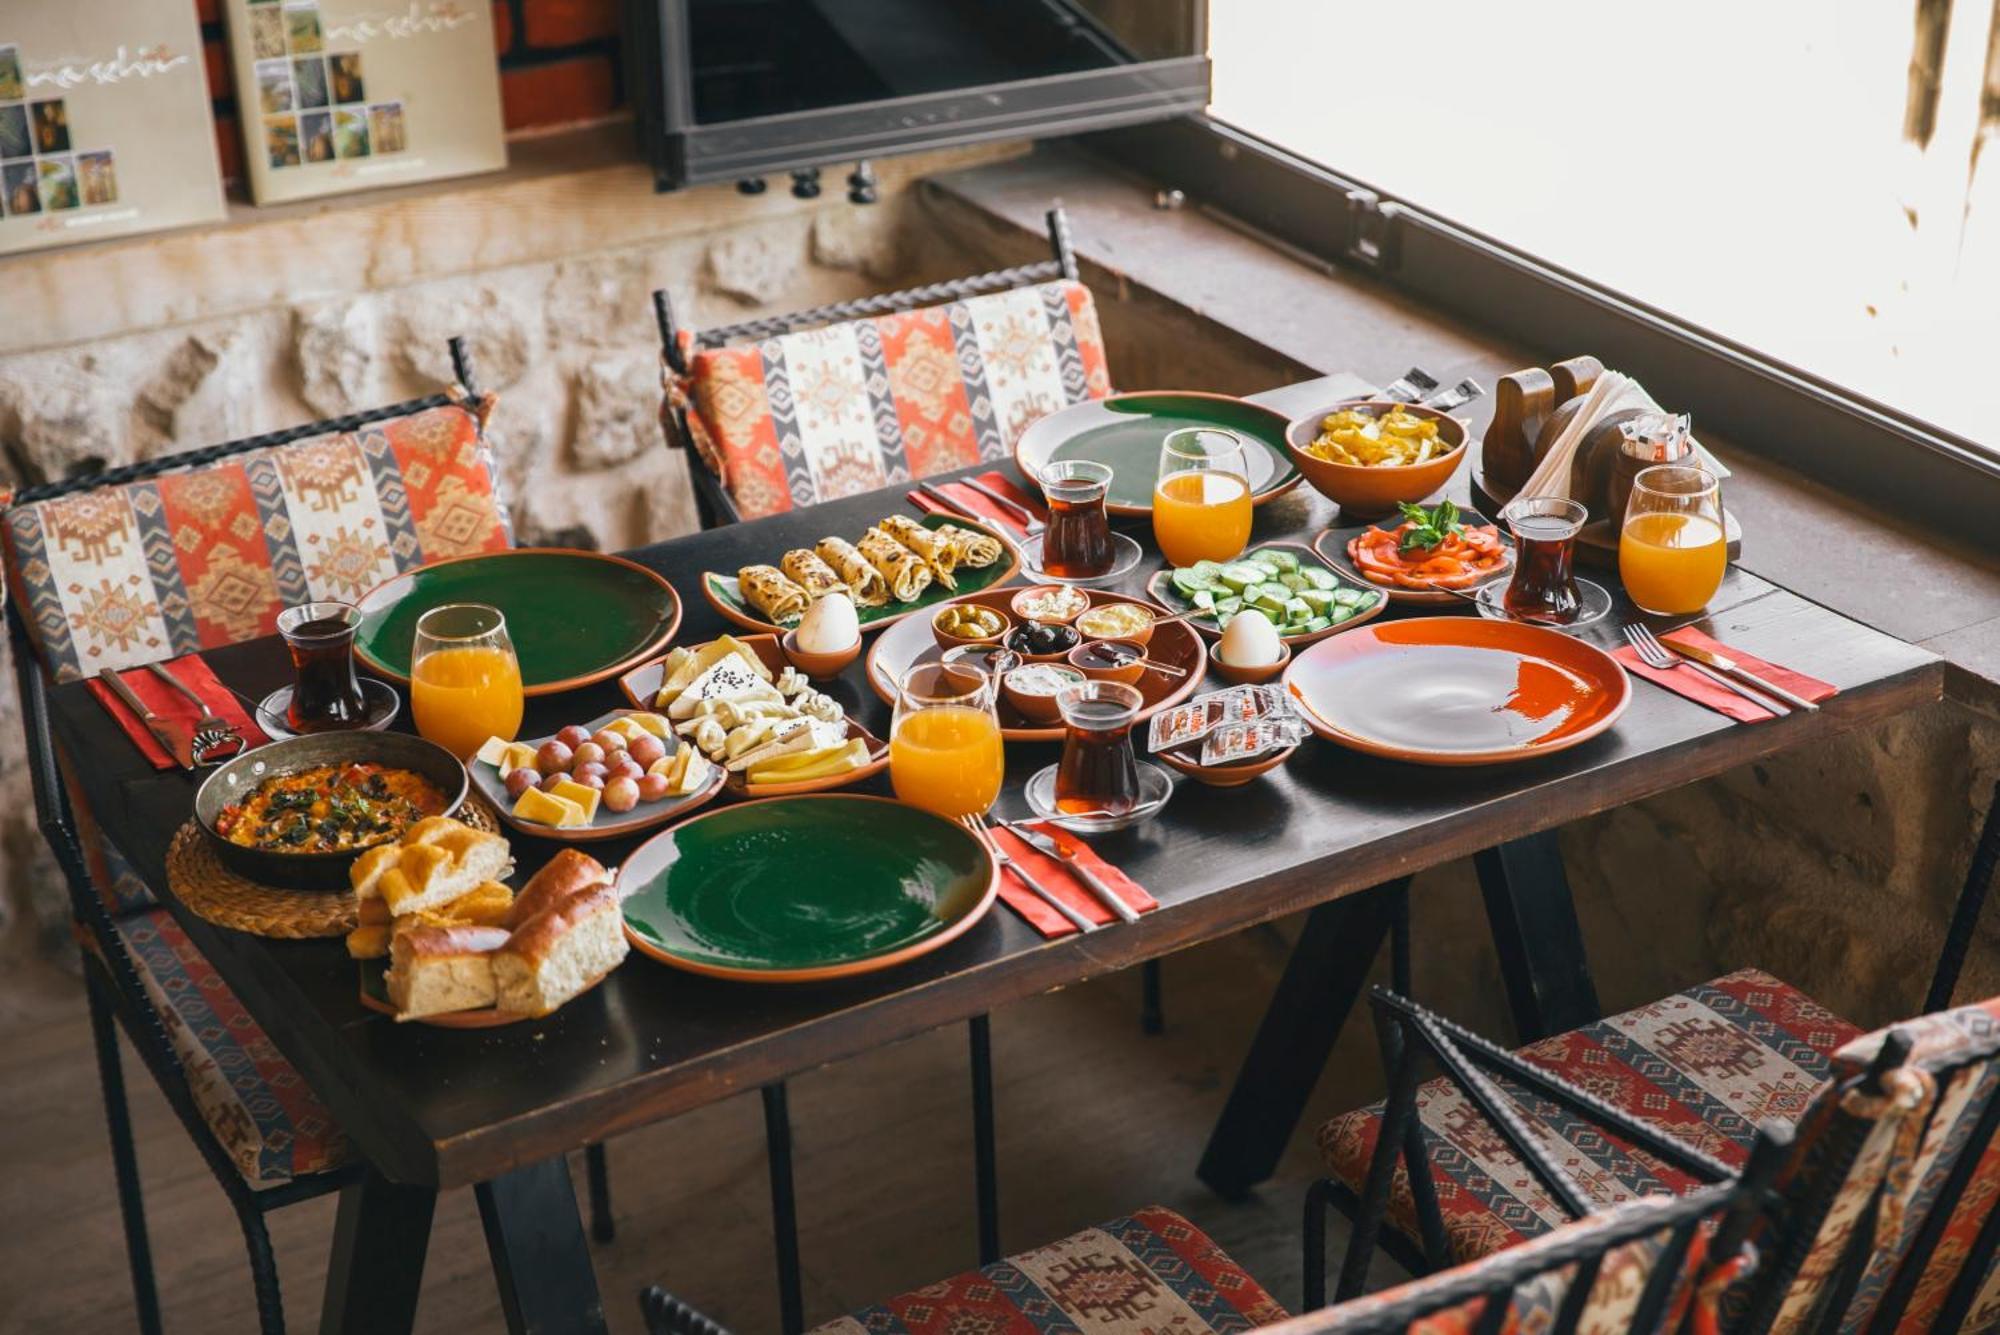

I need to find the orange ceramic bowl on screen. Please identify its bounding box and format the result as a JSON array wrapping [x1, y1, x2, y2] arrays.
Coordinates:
[[1074, 601, 1159, 648], [1284, 400, 1468, 518], [1158, 741, 1297, 787], [931, 604, 1013, 653], [1067, 639, 1148, 686]]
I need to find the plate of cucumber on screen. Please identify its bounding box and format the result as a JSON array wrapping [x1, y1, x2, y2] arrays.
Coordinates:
[[1145, 542, 1387, 647]]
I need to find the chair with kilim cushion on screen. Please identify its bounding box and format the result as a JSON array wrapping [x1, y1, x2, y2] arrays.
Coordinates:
[[3, 340, 521, 1335], [640, 1205, 1289, 1335], [1310, 787, 2000, 1332], [655, 206, 1110, 528], [1276, 1168, 1783, 1335]]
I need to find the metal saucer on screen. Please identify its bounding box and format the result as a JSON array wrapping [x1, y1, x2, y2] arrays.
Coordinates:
[[1018, 532, 1146, 589], [254, 678, 401, 742], [1473, 577, 1614, 633], [1022, 760, 1173, 833]]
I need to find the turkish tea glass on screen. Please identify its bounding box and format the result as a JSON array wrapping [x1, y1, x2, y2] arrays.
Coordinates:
[[1499, 497, 1588, 625], [1053, 679, 1144, 816], [277, 601, 369, 733], [1038, 459, 1116, 580]]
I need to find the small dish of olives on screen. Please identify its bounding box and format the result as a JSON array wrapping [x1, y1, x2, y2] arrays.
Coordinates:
[[1003, 619, 1082, 663], [931, 602, 1013, 651]]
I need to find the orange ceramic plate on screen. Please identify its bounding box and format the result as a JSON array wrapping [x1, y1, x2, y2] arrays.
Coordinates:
[[616, 635, 890, 797], [1284, 616, 1630, 766], [865, 587, 1209, 742]]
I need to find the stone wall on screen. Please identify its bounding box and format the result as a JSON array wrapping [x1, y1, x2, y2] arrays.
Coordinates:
[[0, 140, 1016, 972]]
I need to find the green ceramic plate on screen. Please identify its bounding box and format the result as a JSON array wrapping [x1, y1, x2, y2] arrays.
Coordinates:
[[1013, 391, 1302, 515], [618, 795, 998, 982], [354, 549, 682, 696], [699, 512, 1021, 635]]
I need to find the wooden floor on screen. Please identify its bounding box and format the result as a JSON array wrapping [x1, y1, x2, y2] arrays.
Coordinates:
[[0, 916, 1412, 1333]]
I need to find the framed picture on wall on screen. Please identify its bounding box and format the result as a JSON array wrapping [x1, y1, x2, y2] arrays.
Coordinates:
[[222, 0, 505, 204], [0, 5, 226, 256]]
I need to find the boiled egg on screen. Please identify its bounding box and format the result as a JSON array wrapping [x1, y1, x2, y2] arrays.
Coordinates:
[[797, 592, 860, 653], [1217, 609, 1283, 667]]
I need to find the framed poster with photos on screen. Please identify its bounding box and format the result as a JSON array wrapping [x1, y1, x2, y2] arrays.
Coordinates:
[[0, 5, 226, 257], [223, 0, 504, 204]]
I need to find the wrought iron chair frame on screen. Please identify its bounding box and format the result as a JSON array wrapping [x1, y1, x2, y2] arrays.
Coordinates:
[[1311, 780, 2000, 1330], [1, 338, 619, 1333], [652, 205, 1080, 531]]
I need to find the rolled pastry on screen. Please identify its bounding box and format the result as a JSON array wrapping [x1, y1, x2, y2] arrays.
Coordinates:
[[932, 521, 1005, 569], [877, 514, 958, 588], [779, 548, 849, 602], [737, 565, 809, 624], [815, 536, 891, 607], [859, 527, 934, 603]]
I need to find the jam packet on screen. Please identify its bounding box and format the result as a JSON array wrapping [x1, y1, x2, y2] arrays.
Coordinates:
[[1200, 716, 1308, 767], [1148, 684, 1289, 752]]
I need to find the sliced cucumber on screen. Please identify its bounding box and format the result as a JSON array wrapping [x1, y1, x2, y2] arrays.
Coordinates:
[[1331, 605, 1356, 623], [1192, 589, 1216, 612], [1252, 591, 1289, 616], [1332, 588, 1364, 608], [1219, 563, 1263, 592], [1261, 549, 1300, 573], [1278, 571, 1307, 592], [1299, 588, 1337, 613], [1302, 567, 1338, 591], [1213, 596, 1242, 616], [1303, 615, 1333, 633]]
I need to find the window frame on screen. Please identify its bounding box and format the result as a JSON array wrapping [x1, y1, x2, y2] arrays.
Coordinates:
[[1085, 115, 1999, 539]]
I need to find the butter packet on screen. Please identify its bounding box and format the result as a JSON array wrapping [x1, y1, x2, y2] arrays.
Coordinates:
[[1200, 717, 1309, 767], [1147, 685, 1288, 753]]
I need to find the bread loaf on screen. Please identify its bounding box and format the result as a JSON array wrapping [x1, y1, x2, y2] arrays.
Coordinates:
[[493, 885, 628, 1018], [372, 827, 511, 916], [347, 879, 515, 960], [502, 848, 611, 930], [385, 925, 509, 1020]]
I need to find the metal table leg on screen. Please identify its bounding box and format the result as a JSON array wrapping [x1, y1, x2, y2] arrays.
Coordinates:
[[320, 1166, 436, 1335], [1197, 879, 1408, 1199], [1473, 831, 1602, 1040], [475, 1155, 608, 1335]]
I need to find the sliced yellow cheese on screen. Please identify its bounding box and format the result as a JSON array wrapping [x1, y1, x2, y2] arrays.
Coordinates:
[[747, 739, 867, 785], [500, 742, 540, 775], [474, 736, 512, 767], [603, 716, 646, 741], [627, 712, 673, 738], [513, 786, 587, 828], [674, 748, 711, 796], [548, 777, 602, 822]]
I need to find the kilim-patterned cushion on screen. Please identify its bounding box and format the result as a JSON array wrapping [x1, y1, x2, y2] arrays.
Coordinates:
[[1285, 1194, 1735, 1335], [110, 908, 349, 1187], [672, 279, 1111, 520], [810, 1205, 1287, 1334], [2, 402, 511, 684], [1316, 970, 1860, 1270], [1756, 996, 2000, 1334]]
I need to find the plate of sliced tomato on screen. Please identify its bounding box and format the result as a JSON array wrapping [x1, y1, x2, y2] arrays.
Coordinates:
[[1312, 500, 1513, 606]]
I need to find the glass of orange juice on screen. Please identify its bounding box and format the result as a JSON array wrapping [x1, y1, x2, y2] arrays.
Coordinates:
[[1619, 465, 1727, 616], [890, 661, 1004, 820], [410, 603, 525, 760], [1153, 427, 1253, 567]]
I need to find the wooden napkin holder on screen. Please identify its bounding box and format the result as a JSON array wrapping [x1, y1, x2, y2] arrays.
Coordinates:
[[1472, 355, 1741, 565]]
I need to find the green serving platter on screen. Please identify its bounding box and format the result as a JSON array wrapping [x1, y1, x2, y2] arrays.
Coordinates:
[[354, 549, 682, 696], [618, 794, 998, 982], [699, 512, 1020, 635], [1013, 390, 1302, 515]]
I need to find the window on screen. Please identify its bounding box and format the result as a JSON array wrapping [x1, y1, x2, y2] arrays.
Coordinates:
[[1205, 0, 1998, 454]]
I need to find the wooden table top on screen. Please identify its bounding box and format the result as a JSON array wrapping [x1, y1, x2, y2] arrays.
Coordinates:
[[47, 432, 1943, 1187]]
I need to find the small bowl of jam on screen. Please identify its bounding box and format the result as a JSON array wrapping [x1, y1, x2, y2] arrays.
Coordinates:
[[1066, 637, 1148, 686], [1004, 619, 1082, 663]]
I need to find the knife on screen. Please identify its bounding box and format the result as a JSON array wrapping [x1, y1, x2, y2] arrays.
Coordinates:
[[97, 668, 196, 768], [1663, 640, 1820, 713], [1003, 822, 1140, 924], [915, 481, 982, 522]]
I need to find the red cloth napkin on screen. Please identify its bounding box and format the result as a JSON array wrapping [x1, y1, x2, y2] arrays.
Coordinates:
[[1613, 627, 1837, 723], [907, 470, 1046, 541], [990, 821, 1157, 938], [87, 655, 269, 769]]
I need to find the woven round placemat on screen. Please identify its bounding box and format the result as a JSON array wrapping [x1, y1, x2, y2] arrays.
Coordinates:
[[165, 798, 502, 939]]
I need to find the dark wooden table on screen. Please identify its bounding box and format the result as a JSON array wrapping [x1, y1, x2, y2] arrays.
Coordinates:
[[47, 379, 1943, 1333]]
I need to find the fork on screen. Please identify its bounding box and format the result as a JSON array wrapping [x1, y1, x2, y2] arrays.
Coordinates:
[[957, 477, 1046, 539], [960, 814, 1095, 933], [143, 662, 247, 764], [1622, 624, 1788, 716]]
